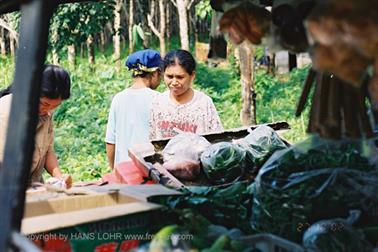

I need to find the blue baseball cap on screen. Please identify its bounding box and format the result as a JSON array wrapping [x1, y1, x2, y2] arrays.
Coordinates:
[[125, 49, 162, 75]]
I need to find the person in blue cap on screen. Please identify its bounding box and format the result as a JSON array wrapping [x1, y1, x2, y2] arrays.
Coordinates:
[[105, 49, 162, 169]]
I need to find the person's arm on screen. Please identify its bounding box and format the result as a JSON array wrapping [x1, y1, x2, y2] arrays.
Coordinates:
[[105, 97, 117, 169], [0, 114, 7, 166], [0, 95, 11, 166], [45, 149, 72, 188], [106, 143, 115, 170]]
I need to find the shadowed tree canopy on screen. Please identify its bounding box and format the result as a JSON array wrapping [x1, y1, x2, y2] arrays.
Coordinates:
[[0, 0, 96, 14]]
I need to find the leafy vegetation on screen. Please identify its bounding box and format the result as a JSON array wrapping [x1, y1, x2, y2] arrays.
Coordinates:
[[195, 0, 212, 21], [252, 138, 377, 242], [0, 48, 310, 181], [150, 181, 253, 234], [50, 1, 114, 50]]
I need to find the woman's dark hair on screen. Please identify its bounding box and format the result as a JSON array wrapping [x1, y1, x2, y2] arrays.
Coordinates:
[[0, 64, 71, 100], [162, 49, 196, 75], [41, 64, 71, 100], [132, 71, 156, 78]]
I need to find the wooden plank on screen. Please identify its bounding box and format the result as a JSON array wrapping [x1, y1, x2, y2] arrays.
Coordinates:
[[153, 163, 186, 189], [22, 202, 161, 235]]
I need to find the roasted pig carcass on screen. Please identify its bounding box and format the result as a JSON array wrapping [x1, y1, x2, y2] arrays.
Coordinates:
[[219, 2, 271, 45], [306, 0, 378, 59], [311, 43, 372, 86]]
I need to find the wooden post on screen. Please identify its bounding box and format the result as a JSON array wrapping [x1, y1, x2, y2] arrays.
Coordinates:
[[0, 0, 55, 250], [239, 42, 256, 125]]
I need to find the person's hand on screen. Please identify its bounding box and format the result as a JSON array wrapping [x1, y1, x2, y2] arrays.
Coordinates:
[[62, 174, 73, 189], [219, 2, 271, 45], [51, 168, 73, 189]]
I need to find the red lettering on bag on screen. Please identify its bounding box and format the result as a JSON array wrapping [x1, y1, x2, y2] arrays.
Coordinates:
[[119, 240, 139, 252], [94, 242, 118, 252]]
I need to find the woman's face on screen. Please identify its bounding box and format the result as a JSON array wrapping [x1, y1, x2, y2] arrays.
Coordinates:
[[39, 97, 63, 116], [164, 64, 195, 97]]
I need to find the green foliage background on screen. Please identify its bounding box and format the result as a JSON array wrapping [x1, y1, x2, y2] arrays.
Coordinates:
[[0, 49, 310, 182]]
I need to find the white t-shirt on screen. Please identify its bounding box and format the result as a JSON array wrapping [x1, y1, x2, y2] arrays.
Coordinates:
[[105, 88, 158, 164], [149, 90, 223, 140]]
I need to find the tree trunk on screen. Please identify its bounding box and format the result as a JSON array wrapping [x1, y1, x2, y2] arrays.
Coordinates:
[[148, 0, 166, 56], [9, 35, 15, 57], [0, 28, 6, 56], [52, 50, 59, 65], [51, 30, 59, 65], [67, 44, 76, 66], [141, 20, 149, 49], [128, 0, 134, 53], [106, 22, 114, 48], [189, 6, 198, 43], [133, 0, 147, 49], [100, 31, 106, 53], [176, 0, 189, 51], [208, 11, 227, 60], [188, 7, 192, 40], [239, 43, 256, 125], [121, 3, 127, 48], [166, 3, 170, 45], [159, 0, 166, 56], [80, 43, 85, 58], [113, 0, 122, 61], [87, 34, 95, 65]]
